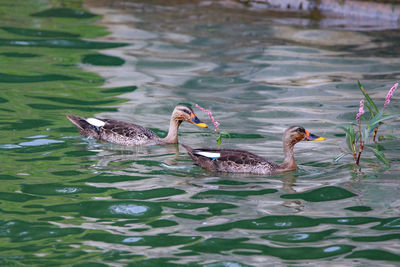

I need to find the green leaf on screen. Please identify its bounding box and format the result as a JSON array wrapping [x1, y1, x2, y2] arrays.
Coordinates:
[[367, 112, 400, 129], [346, 125, 356, 154], [216, 135, 222, 149], [343, 130, 351, 151], [378, 134, 396, 141], [220, 131, 231, 138], [334, 153, 348, 163], [338, 124, 356, 154], [368, 147, 390, 167], [348, 125, 356, 153], [339, 124, 355, 137], [358, 80, 379, 114], [363, 102, 374, 120], [362, 127, 371, 141]]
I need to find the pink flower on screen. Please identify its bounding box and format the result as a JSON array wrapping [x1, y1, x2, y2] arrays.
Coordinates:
[[356, 99, 365, 122], [384, 82, 398, 108], [195, 104, 220, 131]]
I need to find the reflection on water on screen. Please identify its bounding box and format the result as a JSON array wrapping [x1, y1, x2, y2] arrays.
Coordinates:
[[0, 0, 399, 265]]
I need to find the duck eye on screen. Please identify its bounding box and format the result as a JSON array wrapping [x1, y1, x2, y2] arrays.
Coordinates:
[[296, 128, 305, 133], [180, 109, 191, 115]]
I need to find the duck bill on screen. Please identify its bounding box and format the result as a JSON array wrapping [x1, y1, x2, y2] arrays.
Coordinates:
[[190, 113, 208, 128], [305, 130, 325, 141]]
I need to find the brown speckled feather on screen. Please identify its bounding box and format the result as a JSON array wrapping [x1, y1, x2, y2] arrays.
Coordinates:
[[100, 119, 160, 145], [67, 115, 161, 146]]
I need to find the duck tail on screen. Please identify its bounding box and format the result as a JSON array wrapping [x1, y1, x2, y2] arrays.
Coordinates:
[[181, 144, 202, 168], [181, 144, 220, 172], [66, 115, 100, 139], [181, 144, 194, 153], [67, 115, 87, 130]]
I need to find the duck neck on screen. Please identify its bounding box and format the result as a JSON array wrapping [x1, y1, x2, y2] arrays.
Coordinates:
[[279, 140, 297, 171], [160, 117, 182, 144]]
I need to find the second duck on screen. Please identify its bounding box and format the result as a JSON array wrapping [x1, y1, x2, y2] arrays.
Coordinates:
[[182, 126, 325, 175]]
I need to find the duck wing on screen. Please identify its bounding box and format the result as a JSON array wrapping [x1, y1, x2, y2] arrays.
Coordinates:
[[100, 119, 159, 145], [182, 144, 278, 174]]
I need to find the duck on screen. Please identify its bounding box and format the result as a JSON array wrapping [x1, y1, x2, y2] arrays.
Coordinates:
[[182, 126, 325, 175], [67, 104, 207, 146]]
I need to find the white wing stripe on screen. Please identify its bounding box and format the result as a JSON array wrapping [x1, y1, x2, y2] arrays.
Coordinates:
[[195, 151, 220, 159], [86, 118, 105, 127]]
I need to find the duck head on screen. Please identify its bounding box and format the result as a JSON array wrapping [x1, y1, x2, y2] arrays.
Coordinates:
[[173, 105, 208, 128], [284, 126, 325, 146]]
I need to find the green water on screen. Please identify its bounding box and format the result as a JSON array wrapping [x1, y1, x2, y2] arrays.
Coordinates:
[[1, 0, 400, 266]]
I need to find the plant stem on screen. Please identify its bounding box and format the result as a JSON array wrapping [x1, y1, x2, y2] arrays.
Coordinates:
[[372, 127, 378, 142], [372, 122, 383, 142], [215, 128, 220, 149], [352, 144, 357, 161], [355, 123, 364, 165]]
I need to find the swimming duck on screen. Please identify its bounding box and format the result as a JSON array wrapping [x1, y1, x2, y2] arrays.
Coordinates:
[[67, 105, 207, 146], [182, 126, 325, 175]]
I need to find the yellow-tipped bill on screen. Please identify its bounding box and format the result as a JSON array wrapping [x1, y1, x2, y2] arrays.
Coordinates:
[[305, 129, 325, 141], [309, 136, 326, 141], [190, 113, 208, 128]]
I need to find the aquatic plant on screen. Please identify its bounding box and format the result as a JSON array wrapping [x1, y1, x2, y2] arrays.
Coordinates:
[[195, 104, 230, 148], [336, 81, 399, 167]]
